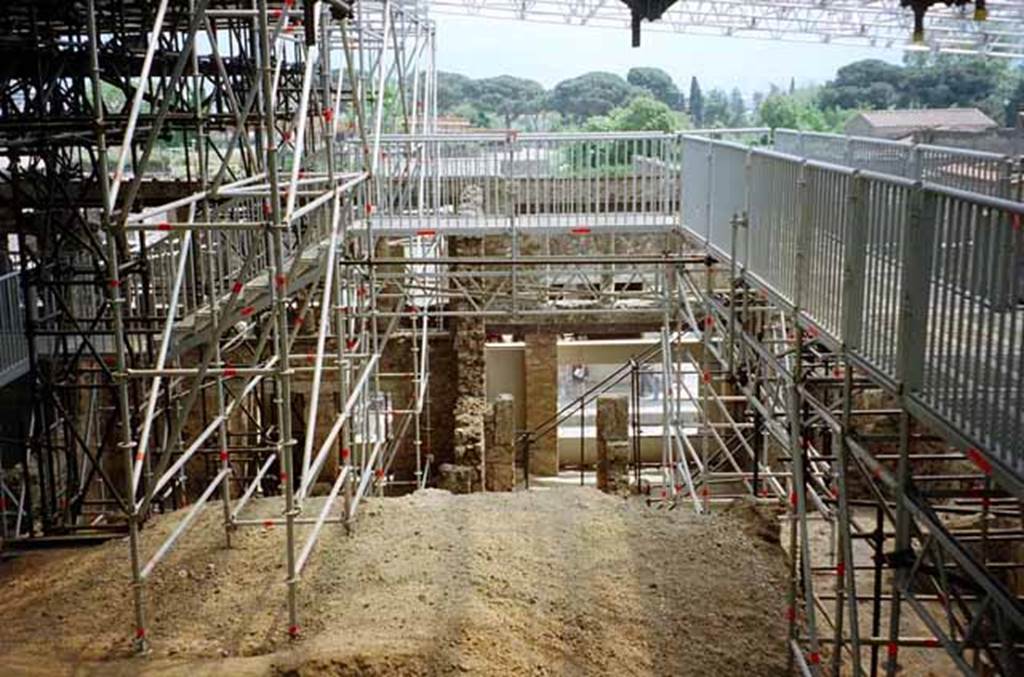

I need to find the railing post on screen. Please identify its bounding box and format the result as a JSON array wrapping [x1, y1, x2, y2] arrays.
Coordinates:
[[840, 173, 867, 350], [885, 183, 937, 677], [998, 157, 1014, 201], [506, 131, 518, 316], [787, 160, 824, 676], [704, 138, 713, 244], [896, 185, 937, 392], [907, 145, 922, 182]]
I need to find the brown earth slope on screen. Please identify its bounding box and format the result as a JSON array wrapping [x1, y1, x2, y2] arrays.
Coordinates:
[[0, 487, 789, 676]]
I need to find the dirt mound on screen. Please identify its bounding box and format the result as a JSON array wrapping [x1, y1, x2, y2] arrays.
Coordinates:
[[0, 487, 789, 676], [723, 496, 783, 545]]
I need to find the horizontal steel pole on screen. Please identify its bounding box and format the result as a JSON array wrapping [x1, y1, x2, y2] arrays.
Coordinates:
[[340, 255, 705, 266]]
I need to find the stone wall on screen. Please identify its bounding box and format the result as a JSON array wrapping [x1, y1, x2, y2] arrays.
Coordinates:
[[596, 394, 629, 494], [483, 394, 515, 491], [427, 336, 457, 469], [438, 234, 489, 492], [524, 333, 558, 475]]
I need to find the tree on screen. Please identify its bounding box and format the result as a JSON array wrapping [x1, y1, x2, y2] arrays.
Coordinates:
[[902, 55, 1011, 121], [818, 59, 904, 110], [549, 71, 636, 122], [627, 67, 682, 109], [603, 96, 678, 132], [689, 77, 704, 127], [702, 88, 730, 127], [756, 93, 827, 131], [473, 75, 545, 127], [450, 103, 491, 129], [751, 91, 765, 116], [436, 71, 476, 113], [728, 88, 746, 127]]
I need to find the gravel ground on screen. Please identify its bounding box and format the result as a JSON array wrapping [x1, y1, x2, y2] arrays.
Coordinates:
[[0, 487, 789, 676]]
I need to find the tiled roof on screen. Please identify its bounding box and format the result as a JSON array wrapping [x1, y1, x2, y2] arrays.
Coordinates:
[[855, 108, 997, 130]]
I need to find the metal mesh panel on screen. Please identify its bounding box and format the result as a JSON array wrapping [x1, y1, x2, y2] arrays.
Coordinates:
[[919, 146, 1013, 199], [852, 179, 909, 378], [772, 130, 801, 156], [708, 143, 747, 258], [681, 136, 711, 241], [774, 129, 1016, 200], [920, 195, 1024, 475], [746, 153, 801, 305], [687, 133, 1024, 485], [371, 133, 678, 233], [802, 165, 851, 337], [0, 272, 27, 386], [848, 137, 912, 177], [802, 133, 847, 164]]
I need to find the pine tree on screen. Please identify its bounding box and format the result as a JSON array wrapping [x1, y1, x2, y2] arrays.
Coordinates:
[[689, 76, 704, 128]]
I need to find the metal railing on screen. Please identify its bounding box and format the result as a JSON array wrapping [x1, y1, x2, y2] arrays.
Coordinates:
[[0, 271, 28, 387], [682, 134, 1024, 488], [774, 129, 1020, 201], [364, 131, 682, 233]]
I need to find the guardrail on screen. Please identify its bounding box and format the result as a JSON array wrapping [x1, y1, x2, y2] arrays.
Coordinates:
[[366, 132, 681, 232], [682, 134, 1024, 491], [0, 271, 28, 387], [774, 129, 1020, 201], [360, 129, 769, 234]]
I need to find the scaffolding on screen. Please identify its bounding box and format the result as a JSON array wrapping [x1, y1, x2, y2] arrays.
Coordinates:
[[0, 0, 438, 649], [0, 2, 1022, 674]]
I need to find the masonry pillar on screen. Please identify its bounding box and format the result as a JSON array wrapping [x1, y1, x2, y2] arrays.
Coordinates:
[[484, 394, 515, 491], [524, 332, 558, 476], [596, 394, 629, 493]]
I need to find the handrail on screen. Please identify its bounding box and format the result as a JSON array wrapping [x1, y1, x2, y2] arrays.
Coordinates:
[[773, 127, 1018, 200], [683, 133, 1024, 498]]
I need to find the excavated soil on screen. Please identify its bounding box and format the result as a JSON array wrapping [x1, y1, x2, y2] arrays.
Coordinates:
[[0, 488, 789, 676]]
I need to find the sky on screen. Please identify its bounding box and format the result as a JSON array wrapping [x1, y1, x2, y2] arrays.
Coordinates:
[[433, 15, 904, 95]]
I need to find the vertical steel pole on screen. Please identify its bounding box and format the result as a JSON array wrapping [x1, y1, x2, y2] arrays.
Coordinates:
[[789, 162, 822, 675], [87, 0, 147, 651], [833, 173, 867, 675], [257, 0, 299, 639], [886, 185, 937, 677]]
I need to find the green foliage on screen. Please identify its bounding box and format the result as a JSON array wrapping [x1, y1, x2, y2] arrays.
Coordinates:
[[436, 71, 475, 112], [757, 93, 829, 131], [435, 55, 1022, 136], [472, 75, 545, 126], [728, 88, 747, 127], [626, 67, 683, 110], [549, 71, 636, 122], [585, 96, 679, 132], [701, 88, 731, 127], [818, 56, 1022, 125], [567, 97, 682, 177], [818, 59, 904, 110], [436, 72, 543, 127], [450, 103, 492, 129], [689, 77, 704, 127]]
